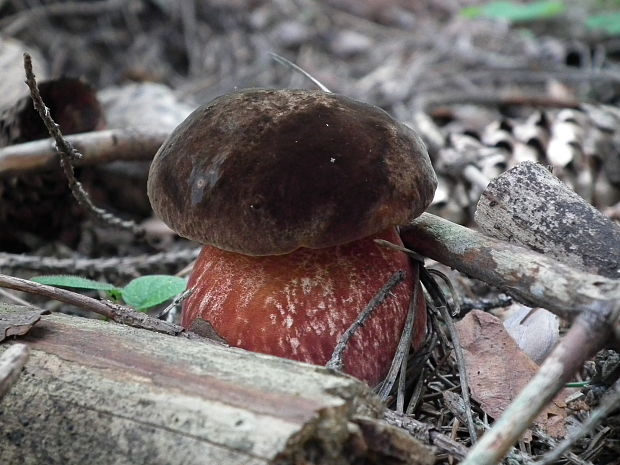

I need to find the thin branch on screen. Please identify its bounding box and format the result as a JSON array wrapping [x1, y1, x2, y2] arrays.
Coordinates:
[[22, 53, 144, 237], [400, 213, 620, 333], [0, 273, 203, 339], [158, 288, 192, 320], [460, 295, 513, 313], [383, 409, 470, 461], [0, 128, 168, 178], [0, 248, 200, 280], [326, 270, 405, 372]]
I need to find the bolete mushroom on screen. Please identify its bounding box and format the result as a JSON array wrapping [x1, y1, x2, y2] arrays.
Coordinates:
[[147, 89, 437, 386]]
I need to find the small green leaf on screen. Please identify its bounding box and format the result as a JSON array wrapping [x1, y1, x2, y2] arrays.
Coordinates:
[[31, 275, 119, 292], [462, 1, 565, 22], [121, 275, 187, 311], [586, 12, 620, 35]]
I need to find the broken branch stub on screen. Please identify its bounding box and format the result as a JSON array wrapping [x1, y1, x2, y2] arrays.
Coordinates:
[[401, 213, 620, 339]]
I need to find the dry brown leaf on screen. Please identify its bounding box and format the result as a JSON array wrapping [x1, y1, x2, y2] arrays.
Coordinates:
[[456, 310, 571, 439], [0, 304, 49, 342]]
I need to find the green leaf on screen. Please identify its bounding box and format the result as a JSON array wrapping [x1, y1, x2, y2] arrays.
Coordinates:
[[31, 275, 119, 292], [586, 12, 620, 35], [462, 1, 565, 22], [121, 275, 187, 311]]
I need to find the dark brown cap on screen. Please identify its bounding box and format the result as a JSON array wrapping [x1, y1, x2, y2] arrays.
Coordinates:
[[147, 89, 437, 255]]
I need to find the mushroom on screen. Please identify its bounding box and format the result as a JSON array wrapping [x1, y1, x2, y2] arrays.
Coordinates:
[[147, 89, 437, 386]]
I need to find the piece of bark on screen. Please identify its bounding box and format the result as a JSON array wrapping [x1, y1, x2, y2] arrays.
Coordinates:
[[0, 303, 49, 342], [475, 161, 620, 279], [0, 306, 433, 465]]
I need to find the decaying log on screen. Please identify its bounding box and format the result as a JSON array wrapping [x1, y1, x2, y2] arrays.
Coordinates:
[[0, 128, 168, 178], [475, 161, 620, 279], [0, 305, 434, 465]]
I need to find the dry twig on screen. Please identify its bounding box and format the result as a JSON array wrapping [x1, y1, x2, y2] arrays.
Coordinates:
[[0, 128, 168, 178], [326, 270, 405, 373], [22, 53, 144, 237], [0, 273, 204, 339], [0, 343, 29, 400], [0, 248, 200, 280]]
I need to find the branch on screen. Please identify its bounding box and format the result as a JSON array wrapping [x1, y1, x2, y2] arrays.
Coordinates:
[[401, 213, 620, 336], [22, 53, 147, 236], [0, 343, 29, 400], [0, 273, 199, 339], [0, 128, 168, 178]]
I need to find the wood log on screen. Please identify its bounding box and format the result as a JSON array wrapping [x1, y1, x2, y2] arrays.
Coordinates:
[[475, 161, 620, 279], [0, 305, 434, 465]]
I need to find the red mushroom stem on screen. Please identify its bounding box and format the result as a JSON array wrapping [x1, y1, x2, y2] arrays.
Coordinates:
[[183, 227, 426, 386]]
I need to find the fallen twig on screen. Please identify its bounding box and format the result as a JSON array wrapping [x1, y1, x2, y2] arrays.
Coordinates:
[[401, 213, 620, 336], [401, 213, 620, 464], [0, 128, 168, 178], [383, 409, 470, 461], [0, 248, 200, 280], [0, 343, 29, 400], [326, 270, 405, 373], [0, 273, 206, 339], [23, 53, 144, 237]]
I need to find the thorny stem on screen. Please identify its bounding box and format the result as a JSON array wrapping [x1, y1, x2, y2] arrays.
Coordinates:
[[22, 52, 144, 237]]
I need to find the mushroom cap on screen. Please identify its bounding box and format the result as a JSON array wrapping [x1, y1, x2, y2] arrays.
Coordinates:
[[147, 89, 437, 255]]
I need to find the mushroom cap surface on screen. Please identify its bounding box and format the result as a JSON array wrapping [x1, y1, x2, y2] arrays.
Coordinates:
[[147, 89, 437, 255]]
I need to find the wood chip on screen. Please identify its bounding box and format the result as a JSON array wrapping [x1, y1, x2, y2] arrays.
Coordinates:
[[0, 303, 49, 342]]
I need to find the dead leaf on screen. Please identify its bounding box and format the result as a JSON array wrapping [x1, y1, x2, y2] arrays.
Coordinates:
[[456, 310, 571, 439], [0, 304, 49, 342]]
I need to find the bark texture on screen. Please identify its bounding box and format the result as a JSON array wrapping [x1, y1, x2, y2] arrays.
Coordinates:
[[0, 305, 434, 465], [475, 161, 620, 279]]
